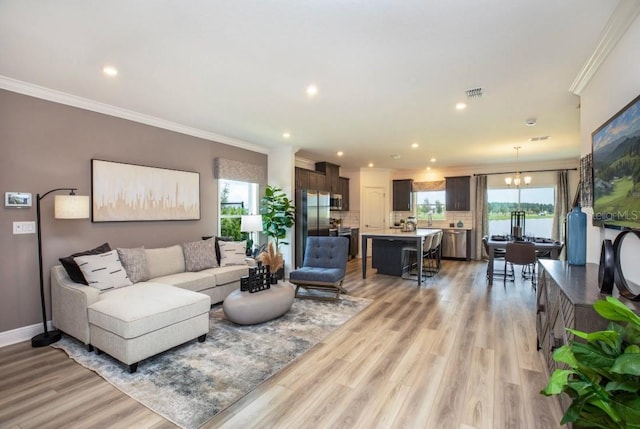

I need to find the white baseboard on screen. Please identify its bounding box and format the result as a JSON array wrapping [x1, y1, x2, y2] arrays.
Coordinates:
[[0, 321, 54, 348]]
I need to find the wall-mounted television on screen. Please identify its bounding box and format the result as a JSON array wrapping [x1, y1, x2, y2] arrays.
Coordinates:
[[591, 94, 640, 230]]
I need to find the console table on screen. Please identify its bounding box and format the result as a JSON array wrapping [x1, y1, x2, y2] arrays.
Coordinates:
[[536, 260, 640, 413]]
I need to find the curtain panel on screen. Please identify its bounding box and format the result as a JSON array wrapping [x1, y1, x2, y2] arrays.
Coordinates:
[[552, 170, 569, 245], [214, 158, 267, 185], [473, 175, 488, 260]]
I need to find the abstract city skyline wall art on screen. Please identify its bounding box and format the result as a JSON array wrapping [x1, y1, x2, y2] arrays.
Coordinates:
[[91, 159, 200, 222]]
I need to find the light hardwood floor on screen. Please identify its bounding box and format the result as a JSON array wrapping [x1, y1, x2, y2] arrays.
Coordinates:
[[0, 259, 565, 429]]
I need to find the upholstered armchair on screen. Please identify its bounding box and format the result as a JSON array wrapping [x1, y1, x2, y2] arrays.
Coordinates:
[[289, 236, 349, 300]]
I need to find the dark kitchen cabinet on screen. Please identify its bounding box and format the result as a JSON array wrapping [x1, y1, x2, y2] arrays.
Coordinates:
[[349, 227, 359, 258], [445, 176, 470, 211], [392, 179, 413, 211], [315, 162, 340, 193], [308, 171, 327, 192], [295, 167, 310, 190], [339, 177, 350, 211]]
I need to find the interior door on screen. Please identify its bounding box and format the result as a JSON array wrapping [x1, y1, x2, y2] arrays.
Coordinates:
[[363, 187, 386, 232]]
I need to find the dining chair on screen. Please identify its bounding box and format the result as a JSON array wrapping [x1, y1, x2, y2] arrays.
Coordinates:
[[504, 241, 537, 288], [482, 236, 513, 281]]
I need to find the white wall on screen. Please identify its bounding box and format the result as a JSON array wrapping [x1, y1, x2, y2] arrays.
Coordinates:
[[268, 145, 296, 274], [580, 13, 640, 283]]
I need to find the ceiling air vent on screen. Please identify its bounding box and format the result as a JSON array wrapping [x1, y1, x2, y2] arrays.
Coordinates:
[[530, 136, 550, 142], [465, 87, 483, 99]]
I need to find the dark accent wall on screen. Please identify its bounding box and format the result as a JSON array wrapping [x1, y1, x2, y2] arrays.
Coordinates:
[[0, 89, 267, 333]]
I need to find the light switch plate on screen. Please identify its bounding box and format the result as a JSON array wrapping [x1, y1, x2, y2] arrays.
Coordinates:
[[13, 221, 36, 234]]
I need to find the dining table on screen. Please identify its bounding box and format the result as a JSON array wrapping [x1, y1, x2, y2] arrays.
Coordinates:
[[486, 237, 564, 285]]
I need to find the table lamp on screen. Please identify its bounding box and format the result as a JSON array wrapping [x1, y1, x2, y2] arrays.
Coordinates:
[[240, 214, 263, 257]]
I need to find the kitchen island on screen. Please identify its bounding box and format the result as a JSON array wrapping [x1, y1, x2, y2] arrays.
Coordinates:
[[361, 229, 442, 285]]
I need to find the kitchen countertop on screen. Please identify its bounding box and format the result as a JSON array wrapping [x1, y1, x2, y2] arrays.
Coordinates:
[[361, 228, 442, 238]]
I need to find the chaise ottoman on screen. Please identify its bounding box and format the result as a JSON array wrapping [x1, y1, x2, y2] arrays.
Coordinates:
[[88, 283, 211, 372], [223, 282, 295, 325]]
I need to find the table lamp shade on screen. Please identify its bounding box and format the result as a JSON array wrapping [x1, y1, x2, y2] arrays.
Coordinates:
[[55, 195, 90, 219], [241, 215, 263, 233]]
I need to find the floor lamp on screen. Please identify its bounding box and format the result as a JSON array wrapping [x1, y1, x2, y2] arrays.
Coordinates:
[[240, 214, 263, 257], [31, 188, 90, 347]]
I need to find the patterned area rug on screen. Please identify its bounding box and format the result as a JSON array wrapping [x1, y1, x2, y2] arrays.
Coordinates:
[[52, 294, 370, 429]]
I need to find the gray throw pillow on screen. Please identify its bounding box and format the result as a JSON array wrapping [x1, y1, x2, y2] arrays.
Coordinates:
[[182, 238, 218, 272], [116, 247, 149, 283]]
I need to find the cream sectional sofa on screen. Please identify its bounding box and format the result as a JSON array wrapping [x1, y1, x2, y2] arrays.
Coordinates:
[[51, 240, 251, 372]]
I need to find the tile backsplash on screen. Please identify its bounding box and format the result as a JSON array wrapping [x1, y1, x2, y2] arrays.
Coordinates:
[[392, 211, 473, 229]]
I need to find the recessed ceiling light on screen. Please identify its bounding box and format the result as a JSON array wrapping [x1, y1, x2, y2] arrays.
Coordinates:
[[426, 166, 431, 170], [525, 118, 537, 126], [102, 65, 118, 77], [306, 84, 318, 97], [430, 157, 436, 163], [337, 151, 344, 156], [411, 143, 419, 149], [282, 132, 291, 139], [368, 162, 374, 168], [456, 102, 467, 110]]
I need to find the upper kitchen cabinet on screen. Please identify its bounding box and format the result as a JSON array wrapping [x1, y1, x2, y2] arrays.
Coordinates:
[[295, 167, 310, 190], [315, 162, 340, 194], [392, 179, 413, 211], [308, 170, 328, 192], [339, 177, 350, 211], [445, 176, 470, 211]]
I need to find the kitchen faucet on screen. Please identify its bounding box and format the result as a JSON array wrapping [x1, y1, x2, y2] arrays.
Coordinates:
[[427, 213, 433, 226]]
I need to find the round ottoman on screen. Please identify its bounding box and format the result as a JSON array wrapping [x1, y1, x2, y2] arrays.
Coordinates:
[[223, 282, 295, 325]]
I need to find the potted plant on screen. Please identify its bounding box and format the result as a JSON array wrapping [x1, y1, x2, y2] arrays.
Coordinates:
[[541, 296, 640, 428], [257, 185, 295, 278]]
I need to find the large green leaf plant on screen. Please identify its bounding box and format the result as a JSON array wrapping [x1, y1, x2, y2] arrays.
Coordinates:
[[259, 185, 295, 252], [541, 296, 640, 428]]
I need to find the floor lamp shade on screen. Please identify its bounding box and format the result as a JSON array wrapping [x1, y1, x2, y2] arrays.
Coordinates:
[[32, 188, 89, 348], [55, 195, 90, 219]]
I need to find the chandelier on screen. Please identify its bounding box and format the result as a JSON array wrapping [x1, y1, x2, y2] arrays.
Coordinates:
[[505, 146, 531, 187]]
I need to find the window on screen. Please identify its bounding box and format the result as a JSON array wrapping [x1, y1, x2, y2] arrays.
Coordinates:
[[415, 190, 446, 220], [219, 179, 259, 240], [487, 187, 555, 237]]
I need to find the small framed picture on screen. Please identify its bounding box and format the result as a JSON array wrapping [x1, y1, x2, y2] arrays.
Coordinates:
[[5, 192, 32, 208]]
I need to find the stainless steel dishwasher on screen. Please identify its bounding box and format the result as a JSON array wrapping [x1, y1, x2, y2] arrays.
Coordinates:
[[442, 229, 468, 259]]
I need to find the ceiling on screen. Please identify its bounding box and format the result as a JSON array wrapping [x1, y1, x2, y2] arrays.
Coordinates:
[[0, 1, 621, 171]]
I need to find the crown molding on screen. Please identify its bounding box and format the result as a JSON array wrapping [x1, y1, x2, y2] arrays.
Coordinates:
[[570, 0, 640, 95], [0, 76, 269, 154]]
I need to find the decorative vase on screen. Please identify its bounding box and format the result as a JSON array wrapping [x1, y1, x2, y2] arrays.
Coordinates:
[[567, 206, 586, 265]]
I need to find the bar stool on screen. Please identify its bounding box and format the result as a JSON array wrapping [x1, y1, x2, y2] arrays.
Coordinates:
[[401, 234, 434, 281], [424, 230, 443, 276]]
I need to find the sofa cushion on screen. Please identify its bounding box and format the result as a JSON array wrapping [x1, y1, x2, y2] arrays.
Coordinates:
[[182, 238, 218, 271], [218, 241, 247, 267], [88, 283, 210, 339], [145, 245, 185, 278], [151, 271, 216, 293], [117, 247, 149, 283], [59, 242, 111, 284], [202, 265, 249, 285], [74, 249, 133, 291]]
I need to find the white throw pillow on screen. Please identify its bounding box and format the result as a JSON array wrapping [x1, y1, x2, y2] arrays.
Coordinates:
[[74, 249, 133, 291], [218, 240, 247, 267]]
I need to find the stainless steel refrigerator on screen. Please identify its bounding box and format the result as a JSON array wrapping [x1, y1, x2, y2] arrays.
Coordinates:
[[295, 189, 330, 267]]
